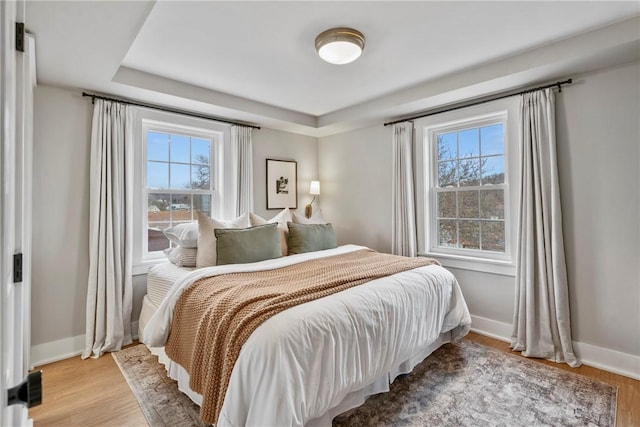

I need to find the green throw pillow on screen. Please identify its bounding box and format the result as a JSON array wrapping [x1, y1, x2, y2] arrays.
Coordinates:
[[215, 223, 282, 265], [287, 222, 337, 255]]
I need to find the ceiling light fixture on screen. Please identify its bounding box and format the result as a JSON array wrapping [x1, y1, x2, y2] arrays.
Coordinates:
[[315, 27, 365, 65]]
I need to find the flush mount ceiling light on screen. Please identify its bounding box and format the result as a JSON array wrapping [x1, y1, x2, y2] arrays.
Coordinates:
[[315, 27, 365, 65]]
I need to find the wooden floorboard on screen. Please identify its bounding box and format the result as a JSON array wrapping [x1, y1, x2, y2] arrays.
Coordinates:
[[29, 343, 147, 427], [29, 333, 639, 426]]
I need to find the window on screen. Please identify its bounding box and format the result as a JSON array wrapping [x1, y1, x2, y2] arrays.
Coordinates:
[[435, 122, 505, 252], [132, 114, 229, 272], [424, 111, 512, 266], [144, 127, 215, 253]]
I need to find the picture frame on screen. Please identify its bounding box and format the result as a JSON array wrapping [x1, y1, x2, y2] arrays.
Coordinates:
[[266, 158, 297, 209]]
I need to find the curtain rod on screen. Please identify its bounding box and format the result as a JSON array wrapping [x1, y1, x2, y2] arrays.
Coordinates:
[[383, 78, 572, 127], [82, 92, 261, 130]]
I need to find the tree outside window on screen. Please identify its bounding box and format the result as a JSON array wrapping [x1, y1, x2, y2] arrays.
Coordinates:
[[434, 122, 506, 254]]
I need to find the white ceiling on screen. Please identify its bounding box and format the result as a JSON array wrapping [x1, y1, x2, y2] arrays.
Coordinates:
[[26, 1, 640, 136]]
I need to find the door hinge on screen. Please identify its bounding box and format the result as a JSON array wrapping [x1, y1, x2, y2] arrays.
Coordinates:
[[7, 371, 42, 408], [13, 253, 22, 283], [15, 22, 25, 52]]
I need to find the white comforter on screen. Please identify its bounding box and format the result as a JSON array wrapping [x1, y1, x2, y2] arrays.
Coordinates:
[[143, 245, 471, 426]]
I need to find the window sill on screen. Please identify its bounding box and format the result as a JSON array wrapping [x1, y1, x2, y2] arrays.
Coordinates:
[[133, 258, 168, 276], [418, 252, 516, 277]]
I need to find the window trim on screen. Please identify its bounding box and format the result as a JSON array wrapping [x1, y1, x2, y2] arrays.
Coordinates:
[[423, 110, 513, 268], [132, 108, 231, 274]]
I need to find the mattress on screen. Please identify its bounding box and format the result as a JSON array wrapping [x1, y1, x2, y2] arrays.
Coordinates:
[[146, 262, 194, 307]]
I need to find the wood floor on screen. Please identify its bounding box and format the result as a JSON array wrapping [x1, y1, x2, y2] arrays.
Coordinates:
[[29, 332, 639, 426]]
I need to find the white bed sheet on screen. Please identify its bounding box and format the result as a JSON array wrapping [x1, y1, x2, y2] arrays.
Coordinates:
[[142, 245, 471, 426], [145, 262, 194, 307]]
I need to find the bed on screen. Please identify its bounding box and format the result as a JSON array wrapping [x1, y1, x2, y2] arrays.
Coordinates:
[[140, 243, 471, 426]]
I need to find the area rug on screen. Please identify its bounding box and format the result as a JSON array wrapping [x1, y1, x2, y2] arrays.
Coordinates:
[[112, 340, 617, 427]]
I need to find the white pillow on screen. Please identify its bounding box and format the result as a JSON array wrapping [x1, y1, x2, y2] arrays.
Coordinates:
[[162, 222, 198, 248], [292, 209, 326, 225], [249, 208, 292, 256], [163, 247, 197, 267], [196, 211, 250, 268]]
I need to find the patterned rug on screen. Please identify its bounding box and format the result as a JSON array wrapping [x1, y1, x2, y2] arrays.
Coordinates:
[[112, 340, 617, 427]]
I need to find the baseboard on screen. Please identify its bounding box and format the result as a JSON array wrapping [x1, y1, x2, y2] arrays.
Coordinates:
[[470, 315, 640, 380], [30, 334, 85, 368], [572, 341, 640, 381], [470, 315, 512, 343], [31, 321, 140, 369]]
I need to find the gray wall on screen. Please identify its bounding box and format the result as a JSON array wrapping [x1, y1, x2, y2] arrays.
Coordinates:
[[318, 125, 394, 253], [30, 61, 640, 361], [252, 128, 319, 220], [31, 85, 318, 346], [319, 61, 640, 357], [32, 86, 92, 345], [556, 62, 640, 356]]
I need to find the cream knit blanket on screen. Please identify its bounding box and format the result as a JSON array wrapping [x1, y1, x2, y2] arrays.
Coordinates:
[[165, 249, 439, 424]]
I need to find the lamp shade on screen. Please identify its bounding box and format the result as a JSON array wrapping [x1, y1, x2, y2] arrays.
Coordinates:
[[309, 181, 320, 195], [315, 28, 365, 65]]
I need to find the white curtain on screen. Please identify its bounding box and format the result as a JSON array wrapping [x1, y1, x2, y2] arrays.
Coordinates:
[[231, 125, 254, 216], [511, 89, 579, 367], [83, 100, 134, 359], [391, 122, 417, 257]]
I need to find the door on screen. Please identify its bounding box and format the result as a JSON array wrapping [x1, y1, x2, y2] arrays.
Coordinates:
[[1, 0, 35, 425]]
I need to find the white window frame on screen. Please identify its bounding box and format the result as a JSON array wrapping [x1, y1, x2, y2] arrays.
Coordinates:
[[132, 108, 231, 275], [416, 102, 519, 277]]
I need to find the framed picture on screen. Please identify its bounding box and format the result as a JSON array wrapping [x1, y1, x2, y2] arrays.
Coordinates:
[[266, 159, 297, 209]]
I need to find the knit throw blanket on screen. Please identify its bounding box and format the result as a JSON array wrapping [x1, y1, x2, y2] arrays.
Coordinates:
[[165, 249, 439, 424]]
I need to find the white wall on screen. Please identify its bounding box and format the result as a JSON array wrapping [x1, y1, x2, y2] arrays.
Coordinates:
[[31, 85, 318, 356], [319, 61, 640, 374]]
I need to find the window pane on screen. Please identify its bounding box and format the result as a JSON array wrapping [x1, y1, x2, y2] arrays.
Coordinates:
[[459, 220, 480, 249], [480, 189, 504, 219], [482, 155, 505, 184], [458, 190, 479, 218], [437, 191, 456, 218], [192, 165, 210, 190], [482, 221, 505, 252], [481, 124, 504, 156], [438, 133, 457, 160], [192, 138, 211, 164], [148, 226, 170, 252], [147, 132, 169, 161], [170, 134, 190, 163], [148, 193, 170, 211], [171, 194, 192, 222], [147, 161, 168, 189], [438, 160, 457, 187], [147, 207, 171, 252], [170, 163, 191, 189], [438, 220, 457, 247], [193, 194, 212, 217], [148, 193, 171, 223], [458, 128, 479, 158], [459, 158, 480, 186]]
